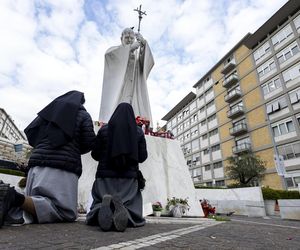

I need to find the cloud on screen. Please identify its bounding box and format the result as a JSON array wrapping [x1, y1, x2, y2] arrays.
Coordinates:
[[0, 0, 289, 132]]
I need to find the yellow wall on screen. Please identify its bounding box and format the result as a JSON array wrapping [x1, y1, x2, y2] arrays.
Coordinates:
[[235, 45, 250, 64], [211, 64, 223, 84], [221, 140, 234, 159], [237, 55, 253, 77], [262, 173, 283, 190], [256, 148, 274, 169], [213, 79, 224, 96], [240, 72, 258, 93], [217, 108, 230, 126], [219, 123, 231, 141], [215, 92, 226, 111], [243, 88, 263, 110], [251, 127, 272, 149], [247, 106, 266, 129]]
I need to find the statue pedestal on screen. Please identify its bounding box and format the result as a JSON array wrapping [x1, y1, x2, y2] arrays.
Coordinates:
[[79, 128, 203, 217]]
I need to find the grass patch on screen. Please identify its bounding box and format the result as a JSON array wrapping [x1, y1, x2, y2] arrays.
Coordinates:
[[0, 168, 25, 177], [207, 214, 230, 221]]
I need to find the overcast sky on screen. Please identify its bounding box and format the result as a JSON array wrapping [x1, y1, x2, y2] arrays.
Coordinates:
[[0, 0, 289, 131]]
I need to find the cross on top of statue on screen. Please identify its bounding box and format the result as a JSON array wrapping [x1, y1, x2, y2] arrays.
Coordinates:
[[134, 5, 147, 33]]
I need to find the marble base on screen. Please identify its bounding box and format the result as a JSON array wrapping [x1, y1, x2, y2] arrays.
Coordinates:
[[79, 128, 203, 217]]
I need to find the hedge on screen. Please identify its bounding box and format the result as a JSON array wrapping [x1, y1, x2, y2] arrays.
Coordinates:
[[262, 187, 300, 200], [0, 168, 25, 177]]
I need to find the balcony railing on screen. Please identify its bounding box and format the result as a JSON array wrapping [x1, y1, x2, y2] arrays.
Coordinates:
[[223, 74, 239, 88], [232, 143, 251, 154], [227, 105, 244, 119], [230, 123, 248, 136], [221, 59, 236, 74], [225, 88, 242, 102]]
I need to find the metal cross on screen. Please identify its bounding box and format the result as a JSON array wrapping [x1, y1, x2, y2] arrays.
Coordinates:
[[134, 5, 147, 33]]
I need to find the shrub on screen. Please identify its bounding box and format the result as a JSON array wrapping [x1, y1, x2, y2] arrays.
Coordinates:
[[0, 168, 25, 177], [262, 187, 300, 200]]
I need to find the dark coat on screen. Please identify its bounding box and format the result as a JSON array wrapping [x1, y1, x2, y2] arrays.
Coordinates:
[[92, 124, 147, 178], [27, 106, 96, 177]]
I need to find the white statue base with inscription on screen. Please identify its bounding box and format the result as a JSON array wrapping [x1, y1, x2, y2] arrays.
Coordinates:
[[79, 129, 204, 217]]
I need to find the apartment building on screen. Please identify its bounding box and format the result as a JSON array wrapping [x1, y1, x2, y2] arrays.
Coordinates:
[[162, 0, 300, 190], [0, 108, 26, 142]]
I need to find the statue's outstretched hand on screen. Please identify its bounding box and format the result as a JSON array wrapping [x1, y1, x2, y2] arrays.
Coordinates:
[[130, 41, 140, 51], [135, 33, 146, 46]]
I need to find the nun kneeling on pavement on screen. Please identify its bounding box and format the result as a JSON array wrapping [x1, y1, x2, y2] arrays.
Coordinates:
[[86, 103, 148, 232], [0, 90, 96, 227]]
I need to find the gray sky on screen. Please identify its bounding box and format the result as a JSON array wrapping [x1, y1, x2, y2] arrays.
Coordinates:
[[0, 0, 288, 130]]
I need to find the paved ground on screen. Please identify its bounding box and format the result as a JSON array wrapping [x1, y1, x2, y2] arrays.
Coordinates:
[[0, 215, 299, 250]]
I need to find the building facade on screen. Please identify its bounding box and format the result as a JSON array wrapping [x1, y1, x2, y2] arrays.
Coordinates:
[[0, 108, 30, 164], [162, 0, 300, 190]]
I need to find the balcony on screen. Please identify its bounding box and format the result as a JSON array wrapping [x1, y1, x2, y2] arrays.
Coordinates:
[[225, 88, 242, 103], [232, 143, 251, 154], [223, 74, 239, 88], [221, 59, 236, 75], [227, 105, 244, 119], [230, 123, 248, 136]]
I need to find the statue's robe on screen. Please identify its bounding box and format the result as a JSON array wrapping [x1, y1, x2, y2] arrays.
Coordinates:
[[99, 43, 154, 125]]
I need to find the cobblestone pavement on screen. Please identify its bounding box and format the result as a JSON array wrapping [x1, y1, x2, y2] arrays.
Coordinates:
[[0, 215, 299, 250]]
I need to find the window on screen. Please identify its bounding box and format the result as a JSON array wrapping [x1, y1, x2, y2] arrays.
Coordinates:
[[204, 165, 211, 171], [205, 87, 213, 97], [266, 97, 288, 114], [289, 88, 300, 104], [236, 137, 250, 146], [215, 180, 225, 187], [206, 101, 214, 108], [213, 162, 222, 169], [200, 107, 205, 113], [202, 134, 208, 140], [190, 101, 196, 112], [211, 144, 220, 152], [271, 24, 293, 46], [209, 129, 218, 137], [207, 114, 216, 122], [183, 108, 189, 118], [191, 113, 198, 123], [200, 120, 206, 126], [191, 126, 198, 137], [294, 14, 300, 30], [192, 139, 199, 151], [257, 58, 276, 78], [233, 119, 246, 127], [177, 113, 183, 122], [254, 41, 270, 61], [198, 95, 204, 101], [282, 62, 300, 82], [261, 77, 281, 95], [224, 55, 233, 65], [276, 41, 300, 64], [230, 101, 243, 113], [203, 148, 210, 155], [272, 119, 295, 137], [277, 142, 300, 160], [197, 82, 203, 89]]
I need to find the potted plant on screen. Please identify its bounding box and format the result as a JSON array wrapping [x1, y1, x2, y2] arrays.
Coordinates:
[[152, 202, 163, 217], [166, 197, 190, 218]]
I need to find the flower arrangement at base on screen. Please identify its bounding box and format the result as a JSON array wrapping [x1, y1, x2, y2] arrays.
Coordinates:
[[152, 201, 163, 217], [166, 197, 190, 218], [200, 199, 216, 218]]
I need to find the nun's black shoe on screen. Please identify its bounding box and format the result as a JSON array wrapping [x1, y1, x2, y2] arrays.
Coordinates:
[[98, 194, 113, 231], [111, 195, 128, 232]]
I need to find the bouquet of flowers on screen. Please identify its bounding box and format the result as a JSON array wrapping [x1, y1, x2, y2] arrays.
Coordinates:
[[152, 201, 163, 211]]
